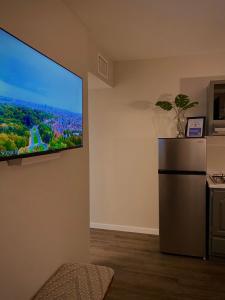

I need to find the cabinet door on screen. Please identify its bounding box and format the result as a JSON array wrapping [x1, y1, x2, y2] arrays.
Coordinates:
[[212, 238, 225, 256], [212, 190, 225, 237]]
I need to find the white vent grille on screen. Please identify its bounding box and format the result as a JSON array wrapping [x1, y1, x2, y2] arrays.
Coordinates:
[[98, 54, 108, 80]]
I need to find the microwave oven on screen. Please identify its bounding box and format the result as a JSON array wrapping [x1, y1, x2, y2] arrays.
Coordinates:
[[207, 80, 225, 135]]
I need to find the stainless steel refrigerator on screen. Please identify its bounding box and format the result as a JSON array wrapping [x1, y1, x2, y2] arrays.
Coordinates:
[[158, 138, 206, 258]]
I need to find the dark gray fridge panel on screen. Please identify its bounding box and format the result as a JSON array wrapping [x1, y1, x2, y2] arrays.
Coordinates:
[[159, 173, 206, 257], [158, 138, 206, 172]]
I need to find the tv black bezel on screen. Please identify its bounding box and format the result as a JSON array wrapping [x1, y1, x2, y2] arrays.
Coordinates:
[[0, 27, 84, 162]]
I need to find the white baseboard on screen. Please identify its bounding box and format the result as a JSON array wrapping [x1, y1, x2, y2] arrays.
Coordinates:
[[90, 222, 159, 235]]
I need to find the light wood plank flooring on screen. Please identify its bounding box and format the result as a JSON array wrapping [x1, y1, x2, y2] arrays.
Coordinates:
[[90, 229, 225, 300]]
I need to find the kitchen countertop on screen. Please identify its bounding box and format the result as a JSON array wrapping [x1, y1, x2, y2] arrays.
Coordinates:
[[207, 175, 225, 189]]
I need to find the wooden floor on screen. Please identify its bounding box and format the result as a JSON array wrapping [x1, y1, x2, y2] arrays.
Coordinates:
[[90, 229, 225, 300]]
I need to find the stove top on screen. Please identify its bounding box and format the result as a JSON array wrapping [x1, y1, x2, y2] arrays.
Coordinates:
[[210, 175, 225, 184]]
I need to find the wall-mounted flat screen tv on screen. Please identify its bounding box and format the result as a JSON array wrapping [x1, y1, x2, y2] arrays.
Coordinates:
[[0, 28, 83, 161]]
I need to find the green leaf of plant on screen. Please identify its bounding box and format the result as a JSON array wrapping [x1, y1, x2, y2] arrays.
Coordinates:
[[182, 101, 199, 110], [155, 101, 173, 111], [175, 94, 190, 108]]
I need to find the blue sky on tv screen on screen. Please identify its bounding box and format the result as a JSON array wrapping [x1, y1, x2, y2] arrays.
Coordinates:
[[0, 29, 82, 114]]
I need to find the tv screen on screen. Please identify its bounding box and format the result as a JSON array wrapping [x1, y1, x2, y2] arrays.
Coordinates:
[[0, 28, 83, 161]]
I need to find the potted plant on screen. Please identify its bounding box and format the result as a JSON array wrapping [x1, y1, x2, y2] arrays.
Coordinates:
[[155, 94, 198, 138]]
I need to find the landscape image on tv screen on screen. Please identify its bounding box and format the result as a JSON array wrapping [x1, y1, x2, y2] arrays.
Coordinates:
[[0, 28, 83, 161]]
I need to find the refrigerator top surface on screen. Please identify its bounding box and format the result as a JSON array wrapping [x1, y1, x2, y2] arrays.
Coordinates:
[[158, 137, 206, 140], [158, 138, 206, 172]]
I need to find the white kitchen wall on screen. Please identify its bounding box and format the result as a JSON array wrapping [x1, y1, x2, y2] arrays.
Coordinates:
[[207, 136, 225, 173], [89, 53, 225, 234]]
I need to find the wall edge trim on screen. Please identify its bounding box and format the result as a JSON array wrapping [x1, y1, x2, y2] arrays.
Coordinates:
[[90, 222, 159, 235]]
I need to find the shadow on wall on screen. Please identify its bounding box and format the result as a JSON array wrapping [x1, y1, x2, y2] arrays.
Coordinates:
[[129, 100, 152, 110], [126, 93, 176, 137], [128, 93, 173, 111], [180, 75, 225, 117]]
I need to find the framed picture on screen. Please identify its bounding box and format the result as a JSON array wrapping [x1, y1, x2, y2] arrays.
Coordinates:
[[185, 117, 205, 138]]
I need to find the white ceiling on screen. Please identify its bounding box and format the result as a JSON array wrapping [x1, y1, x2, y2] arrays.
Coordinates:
[[64, 0, 225, 61]]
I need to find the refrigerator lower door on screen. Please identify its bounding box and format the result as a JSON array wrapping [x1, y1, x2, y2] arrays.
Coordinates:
[[159, 173, 206, 257]]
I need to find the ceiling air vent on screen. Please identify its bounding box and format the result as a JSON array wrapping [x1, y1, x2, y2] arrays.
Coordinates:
[[98, 53, 109, 80]]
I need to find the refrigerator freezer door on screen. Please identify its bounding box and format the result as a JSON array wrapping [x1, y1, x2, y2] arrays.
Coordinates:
[[159, 173, 206, 257], [158, 138, 206, 172]]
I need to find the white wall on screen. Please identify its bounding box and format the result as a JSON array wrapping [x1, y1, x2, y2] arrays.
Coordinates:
[[207, 136, 225, 173], [0, 1, 90, 299], [89, 53, 225, 234], [88, 36, 114, 87], [63, 0, 115, 87]]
